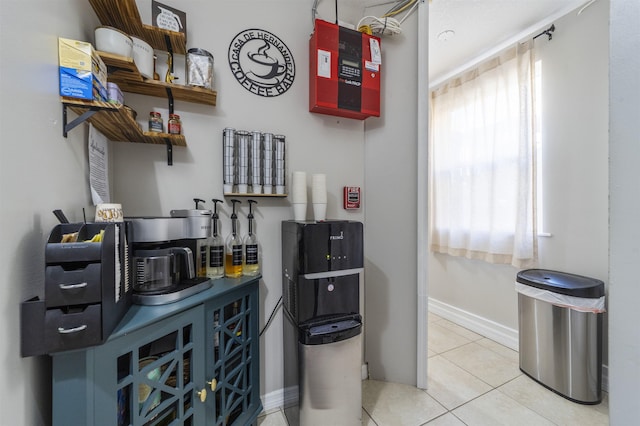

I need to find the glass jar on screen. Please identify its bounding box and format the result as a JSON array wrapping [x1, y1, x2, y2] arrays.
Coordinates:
[[149, 112, 163, 133], [168, 114, 181, 135], [186, 48, 214, 90]]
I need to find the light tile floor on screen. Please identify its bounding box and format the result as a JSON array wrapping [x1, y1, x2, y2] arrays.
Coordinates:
[[258, 312, 609, 425]]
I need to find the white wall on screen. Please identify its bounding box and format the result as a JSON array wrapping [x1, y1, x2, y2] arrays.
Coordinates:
[[608, 0, 640, 422], [428, 0, 610, 355], [0, 1, 101, 424], [363, 3, 419, 385]]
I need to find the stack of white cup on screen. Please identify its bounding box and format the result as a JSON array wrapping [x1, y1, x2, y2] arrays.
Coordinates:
[[291, 171, 307, 221], [312, 173, 327, 222]]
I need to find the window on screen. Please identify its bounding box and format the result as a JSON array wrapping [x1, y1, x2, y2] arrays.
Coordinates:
[[429, 42, 537, 267]]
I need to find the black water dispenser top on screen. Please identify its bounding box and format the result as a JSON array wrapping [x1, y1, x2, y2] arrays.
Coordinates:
[[282, 220, 363, 326], [287, 220, 363, 274]]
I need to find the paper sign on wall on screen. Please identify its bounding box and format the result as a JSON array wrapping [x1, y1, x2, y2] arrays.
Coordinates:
[[152, 1, 186, 34], [89, 124, 110, 205]]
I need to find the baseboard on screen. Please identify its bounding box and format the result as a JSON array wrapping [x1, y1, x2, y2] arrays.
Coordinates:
[[428, 297, 609, 392], [428, 298, 519, 350], [261, 388, 285, 414]]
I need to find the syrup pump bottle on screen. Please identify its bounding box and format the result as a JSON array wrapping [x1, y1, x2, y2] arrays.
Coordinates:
[[206, 199, 225, 279], [225, 199, 243, 278], [194, 198, 208, 277], [242, 200, 260, 276]]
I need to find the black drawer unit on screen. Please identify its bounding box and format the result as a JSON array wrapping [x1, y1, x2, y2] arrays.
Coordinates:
[[21, 222, 132, 356]]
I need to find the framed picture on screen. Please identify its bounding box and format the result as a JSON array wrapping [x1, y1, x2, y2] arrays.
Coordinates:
[[152, 1, 187, 34]]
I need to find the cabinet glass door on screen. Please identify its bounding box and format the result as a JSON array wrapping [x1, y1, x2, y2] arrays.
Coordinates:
[[95, 308, 206, 426], [206, 292, 256, 425]]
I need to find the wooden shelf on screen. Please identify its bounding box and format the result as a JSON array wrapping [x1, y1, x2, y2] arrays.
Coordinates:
[[115, 78, 217, 106], [98, 51, 217, 106], [62, 98, 186, 146], [88, 0, 187, 54]]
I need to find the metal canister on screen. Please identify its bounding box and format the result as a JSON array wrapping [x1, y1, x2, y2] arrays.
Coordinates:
[[186, 48, 214, 90]]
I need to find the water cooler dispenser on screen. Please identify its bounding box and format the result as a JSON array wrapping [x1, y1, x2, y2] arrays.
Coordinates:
[[281, 220, 363, 426]]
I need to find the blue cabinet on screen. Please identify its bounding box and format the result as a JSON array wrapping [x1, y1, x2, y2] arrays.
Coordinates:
[[52, 276, 261, 425]]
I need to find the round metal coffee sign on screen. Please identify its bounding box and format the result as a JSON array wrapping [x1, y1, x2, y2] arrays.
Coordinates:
[[228, 28, 295, 97]]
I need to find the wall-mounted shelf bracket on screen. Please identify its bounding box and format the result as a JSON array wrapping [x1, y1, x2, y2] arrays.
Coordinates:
[[165, 34, 174, 62], [164, 34, 176, 114], [165, 138, 173, 165], [166, 87, 174, 115], [62, 103, 101, 137]]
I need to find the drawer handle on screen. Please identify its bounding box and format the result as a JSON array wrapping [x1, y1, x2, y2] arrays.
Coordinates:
[[59, 282, 88, 290], [57, 325, 87, 334]]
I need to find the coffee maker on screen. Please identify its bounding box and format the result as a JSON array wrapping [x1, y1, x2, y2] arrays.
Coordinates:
[[128, 208, 212, 305]]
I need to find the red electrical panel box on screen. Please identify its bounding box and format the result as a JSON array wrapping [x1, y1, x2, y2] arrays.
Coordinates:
[[309, 19, 381, 120]]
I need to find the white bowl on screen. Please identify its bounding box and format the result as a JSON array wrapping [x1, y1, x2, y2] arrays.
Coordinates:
[[131, 36, 154, 79], [95, 26, 133, 58]]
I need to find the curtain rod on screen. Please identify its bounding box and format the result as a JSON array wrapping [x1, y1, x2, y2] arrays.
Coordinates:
[[429, 0, 586, 89], [533, 24, 556, 41]]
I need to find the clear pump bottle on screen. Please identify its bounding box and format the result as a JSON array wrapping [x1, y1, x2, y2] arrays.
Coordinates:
[[206, 199, 225, 279], [243, 200, 260, 276], [225, 199, 243, 278]]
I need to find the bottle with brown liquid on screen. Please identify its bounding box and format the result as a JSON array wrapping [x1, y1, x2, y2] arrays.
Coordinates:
[[225, 199, 243, 278]]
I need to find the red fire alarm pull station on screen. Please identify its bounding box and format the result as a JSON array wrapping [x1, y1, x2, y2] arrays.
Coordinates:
[[343, 186, 361, 209], [309, 19, 381, 120]]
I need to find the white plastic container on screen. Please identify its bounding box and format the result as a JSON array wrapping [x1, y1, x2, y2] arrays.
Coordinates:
[[95, 26, 133, 58], [131, 36, 154, 79]]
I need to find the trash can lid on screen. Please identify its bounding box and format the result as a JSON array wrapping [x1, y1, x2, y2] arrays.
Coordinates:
[[516, 269, 605, 298]]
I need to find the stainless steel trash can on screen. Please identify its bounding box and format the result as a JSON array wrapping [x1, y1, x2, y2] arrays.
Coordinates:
[[516, 269, 605, 404]]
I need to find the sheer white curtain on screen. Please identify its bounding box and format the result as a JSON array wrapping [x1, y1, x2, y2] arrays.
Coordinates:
[[429, 41, 537, 268]]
